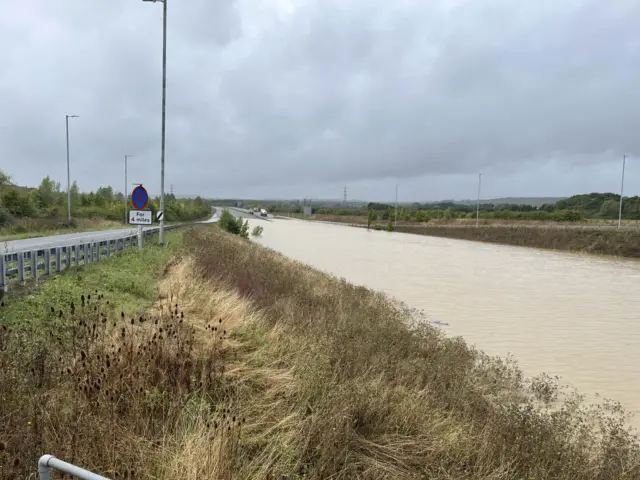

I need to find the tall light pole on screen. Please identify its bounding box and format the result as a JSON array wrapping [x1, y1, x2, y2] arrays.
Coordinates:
[[394, 184, 398, 226], [618, 154, 628, 229], [124, 155, 133, 224], [143, 0, 167, 245], [65, 114, 79, 220], [476, 173, 483, 228]]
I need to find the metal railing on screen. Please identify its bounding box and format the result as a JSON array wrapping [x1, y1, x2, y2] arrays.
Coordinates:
[[38, 455, 111, 480], [0, 224, 182, 293]]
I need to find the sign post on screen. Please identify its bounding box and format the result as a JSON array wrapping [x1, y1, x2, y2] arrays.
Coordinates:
[[130, 185, 151, 250]]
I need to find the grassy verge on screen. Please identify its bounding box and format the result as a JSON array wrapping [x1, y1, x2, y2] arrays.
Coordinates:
[[303, 213, 640, 228], [2, 225, 640, 479], [390, 225, 640, 258], [0, 230, 185, 477], [297, 215, 640, 258]]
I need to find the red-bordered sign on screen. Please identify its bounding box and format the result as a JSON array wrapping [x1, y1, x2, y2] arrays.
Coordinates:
[[131, 185, 149, 210]]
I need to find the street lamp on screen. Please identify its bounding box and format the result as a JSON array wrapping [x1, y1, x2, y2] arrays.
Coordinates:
[[476, 173, 483, 228], [65, 114, 79, 220], [394, 184, 399, 226], [124, 154, 133, 224], [143, 0, 167, 245], [618, 154, 628, 229]]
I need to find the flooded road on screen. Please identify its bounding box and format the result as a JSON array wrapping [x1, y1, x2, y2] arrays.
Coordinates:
[[252, 218, 640, 426]]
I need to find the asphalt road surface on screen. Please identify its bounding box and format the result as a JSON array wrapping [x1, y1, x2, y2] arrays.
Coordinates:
[[2, 213, 219, 254]]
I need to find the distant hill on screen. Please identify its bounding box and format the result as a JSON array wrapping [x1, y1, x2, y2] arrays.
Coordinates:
[[452, 197, 566, 207]]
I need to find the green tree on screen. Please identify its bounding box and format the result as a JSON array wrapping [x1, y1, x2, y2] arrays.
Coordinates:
[[36, 176, 58, 210], [599, 199, 619, 218], [240, 220, 250, 238], [0, 169, 12, 188]]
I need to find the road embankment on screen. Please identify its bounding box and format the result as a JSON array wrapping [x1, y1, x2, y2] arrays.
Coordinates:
[[2, 225, 639, 478], [391, 225, 640, 257], [298, 216, 640, 258]]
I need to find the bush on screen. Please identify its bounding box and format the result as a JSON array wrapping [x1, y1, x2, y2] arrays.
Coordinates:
[[219, 210, 249, 238], [373, 223, 382, 231], [251, 225, 264, 237], [386, 219, 394, 231], [0, 205, 13, 227]]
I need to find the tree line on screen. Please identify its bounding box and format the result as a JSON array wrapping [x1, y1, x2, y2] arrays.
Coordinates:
[[256, 192, 640, 222], [0, 169, 212, 228]]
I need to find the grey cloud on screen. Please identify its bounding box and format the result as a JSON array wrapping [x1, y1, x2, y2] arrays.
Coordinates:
[[1, 0, 639, 200]]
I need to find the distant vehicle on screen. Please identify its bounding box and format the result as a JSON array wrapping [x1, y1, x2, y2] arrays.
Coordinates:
[[260, 209, 268, 217]]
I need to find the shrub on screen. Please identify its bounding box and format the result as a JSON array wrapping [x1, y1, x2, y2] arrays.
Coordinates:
[[219, 210, 249, 238], [386, 219, 394, 231], [373, 223, 382, 231], [251, 225, 264, 237]]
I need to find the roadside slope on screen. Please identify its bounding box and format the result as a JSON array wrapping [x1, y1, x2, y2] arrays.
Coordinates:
[[2, 225, 639, 479]]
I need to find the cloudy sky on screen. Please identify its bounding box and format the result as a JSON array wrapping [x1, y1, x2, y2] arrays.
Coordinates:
[[1, 0, 639, 202]]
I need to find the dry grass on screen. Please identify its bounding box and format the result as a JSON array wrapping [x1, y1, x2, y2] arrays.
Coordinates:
[[391, 225, 640, 258], [2, 225, 640, 479], [182, 227, 640, 478], [306, 214, 640, 228], [300, 216, 640, 258]]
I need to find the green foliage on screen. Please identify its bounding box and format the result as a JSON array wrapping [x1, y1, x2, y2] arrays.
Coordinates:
[[240, 220, 250, 239], [386, 219, 394, 231], [218, 210, 240, 234], [367, 209, 376, 229], [373, 223, 382, 231], [218, 210, 249, 238], [251, 225, 264, 237], [0, 168, 211, 228]]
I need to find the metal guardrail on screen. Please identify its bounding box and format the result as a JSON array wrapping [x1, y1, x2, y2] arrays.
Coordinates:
[[38, 455, 111, 480], [0, 224, 182, 292]]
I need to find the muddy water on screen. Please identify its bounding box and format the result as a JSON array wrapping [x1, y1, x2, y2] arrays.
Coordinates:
[[251, 218, 640, 426]]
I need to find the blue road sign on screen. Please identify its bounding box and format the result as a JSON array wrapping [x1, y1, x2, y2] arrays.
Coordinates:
[[131, 185, 149, 210]]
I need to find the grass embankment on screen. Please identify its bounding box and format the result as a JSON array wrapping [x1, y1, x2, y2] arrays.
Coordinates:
[[0, 217, 123, 242], [302, 213, 640, 228], [296, 215, 640, 258], [391, 225, 640, 258], [2, 226, 640, 479]]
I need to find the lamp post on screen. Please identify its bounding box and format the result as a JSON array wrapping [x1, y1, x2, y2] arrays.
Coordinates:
[[65, 114, 79, 220], [124, 155, 133, 224], [394, 184, 398, 226], [143, 0, 167, 245], [476, 173, 483, 228], [618, 154, 628, 229]]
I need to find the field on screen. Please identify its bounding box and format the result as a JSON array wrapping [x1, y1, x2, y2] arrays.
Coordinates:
[[2, 225, 640, 479]]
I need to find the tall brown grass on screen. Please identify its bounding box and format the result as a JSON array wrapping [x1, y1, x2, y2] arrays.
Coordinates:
[[0, 285, 243, 478], [183, 227, 640, 478], [392, 225, 640, 257], [305, 213, 640, 229], [2, 226, 640, 479]]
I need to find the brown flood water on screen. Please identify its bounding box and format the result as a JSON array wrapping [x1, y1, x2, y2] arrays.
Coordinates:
[[251, 218, 640, 427]]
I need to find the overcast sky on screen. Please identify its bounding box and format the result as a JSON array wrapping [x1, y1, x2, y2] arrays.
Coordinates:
[[1, 0, 639, 202]]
